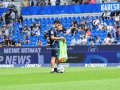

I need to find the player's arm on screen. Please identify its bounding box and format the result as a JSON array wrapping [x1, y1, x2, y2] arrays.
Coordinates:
[[51, 35, 65, 41], [50, 30, 65, 41]]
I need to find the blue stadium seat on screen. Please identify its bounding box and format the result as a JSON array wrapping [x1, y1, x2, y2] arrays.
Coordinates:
[[71, 17, 76, 21], [55, 17, 58, 20], [76, 17, 80, 22]]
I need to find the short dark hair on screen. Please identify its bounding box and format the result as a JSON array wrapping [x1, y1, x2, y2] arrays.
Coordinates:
[[54, 20, 60, 24]]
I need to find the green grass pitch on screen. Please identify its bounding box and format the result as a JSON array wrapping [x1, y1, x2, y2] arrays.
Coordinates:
[[0, 67, 120, 90]]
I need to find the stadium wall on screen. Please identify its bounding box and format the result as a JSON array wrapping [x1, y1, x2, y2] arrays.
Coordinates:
[[21, 3, 120, 15], [0, 45, 120, 68]]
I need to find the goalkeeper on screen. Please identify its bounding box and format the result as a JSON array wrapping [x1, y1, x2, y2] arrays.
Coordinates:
[[48, 20, 65, 73]]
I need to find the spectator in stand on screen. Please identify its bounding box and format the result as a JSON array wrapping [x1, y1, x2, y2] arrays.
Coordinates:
[[70, 37, 76, 46], [0, 0, 3, 7], [86, 0, 90, 4], [78, 19, 86, 30], [56, 0, 60, 5], [74, 0, 79, 4], [81, 35, 87, 45], [71, 20, 77, 36], [18, 21, 23, 35], [91, 0, 96, 4], [17, 14, 23, 22], [4, 27, 9, 37], [80, 28, 86, 37], [112, 28, 116, 38], [79, 0, 83, 4], [83, 0, 87, 4], [0, 35, 4, 47], [66, 28, 71, 35], [92, 17, 99, 27], [77, 1, 80, 4], [95, 36, 101, 45], [36, 39, 42, 46], [48, 0, 51, 5], [4, 0, 9, 8], [8, 4, 14, 15], [102, 35, 111, 45], [26, 28, 31, 36], [89, 36, 95, 45], [110, 10, 115, 19], [9, 0, 15, 7], [76, 37, 81, 45], [30, 0, 34, 6], [68, 1, 71, 5], [30, 22, 35, 30], [38, 0, 45, 6], [114, 13, 119, 23], [102, 10, 110, 20], [85, 27, 91, 37], [36, 22, 41, 27], [107, 32, 111, 38], [81, 17, 87, 24], [10, 11, 15, 21], [98, 21, 104, 30], [2, 10, 6, 24], [1, 38, 6, 47], [0, 15, 3, 25], [24, 35, 30, 43], [23, 24, 29, 32], [21, 0, 29, 7], [11, 39, 15, 47], [31, 27, 37, 37], [5, 38, 11, 46], [117, 26, 120, 40], [31, 0, 38, 6], [9, 20, 14, 32], [5, 11, 10, 24], [35, 23, 41, 36], [44, 30, 49, 40], [86, 15, 92, 25], [16, 39, 21, 46], [107, 23, 113, 33], [114, 22, 118, 29], [110, 35, 117, 45], [13, 7, 18, 16], [51, 0, 56, 6], [64, 3, 66, 5], [46, 38, 50, 46], [115, 9, 120, 16], [96, 0, 100, 3]]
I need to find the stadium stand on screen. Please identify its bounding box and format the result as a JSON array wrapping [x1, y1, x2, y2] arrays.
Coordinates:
[[0, 14, 120, 47], [0, 0, 119, 47]]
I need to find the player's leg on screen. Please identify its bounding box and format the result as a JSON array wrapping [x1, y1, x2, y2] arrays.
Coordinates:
[[54, 59, 60, 72], [51, 56, 56, 72], [50, 49, 58, 73]]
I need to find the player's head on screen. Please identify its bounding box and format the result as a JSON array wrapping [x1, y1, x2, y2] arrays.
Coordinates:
[[54, 20, 61, 28]]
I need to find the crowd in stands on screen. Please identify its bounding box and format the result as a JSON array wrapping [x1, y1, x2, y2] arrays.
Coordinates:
[[0, 0, 15, 7], [0, 0, 25, 47], [23, 0, 114, 6], [0, 9, 120, 47], [0, 0, 118, 7], [68, 10, 120, 46]]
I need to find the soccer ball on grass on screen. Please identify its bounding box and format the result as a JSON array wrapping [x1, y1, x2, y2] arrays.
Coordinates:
[[57, 67, 65, 73]]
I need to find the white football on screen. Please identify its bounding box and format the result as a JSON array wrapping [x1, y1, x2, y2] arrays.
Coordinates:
[[58, 67, 65, 73]]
